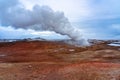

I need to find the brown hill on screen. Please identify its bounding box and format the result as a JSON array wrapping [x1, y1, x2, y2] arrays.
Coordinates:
[[0, 40, 120, 80]]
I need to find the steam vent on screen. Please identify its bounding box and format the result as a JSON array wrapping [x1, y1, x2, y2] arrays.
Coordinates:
[[0, 0, 120, 80]]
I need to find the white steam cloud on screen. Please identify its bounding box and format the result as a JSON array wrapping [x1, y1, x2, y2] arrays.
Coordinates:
[[0, 0, 89, 46]]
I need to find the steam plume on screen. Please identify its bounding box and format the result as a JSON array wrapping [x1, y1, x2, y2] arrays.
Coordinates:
[[0, 0, 89, 46]]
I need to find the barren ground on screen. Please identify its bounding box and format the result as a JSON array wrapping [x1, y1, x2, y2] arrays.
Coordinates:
[[0, 40, 120, 80]]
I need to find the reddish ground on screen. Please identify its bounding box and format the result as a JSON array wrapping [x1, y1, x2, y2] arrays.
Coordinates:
[[0, 40, 120, 80]]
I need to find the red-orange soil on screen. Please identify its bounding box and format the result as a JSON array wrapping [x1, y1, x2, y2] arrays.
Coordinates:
[[0, 40, 120, 80]]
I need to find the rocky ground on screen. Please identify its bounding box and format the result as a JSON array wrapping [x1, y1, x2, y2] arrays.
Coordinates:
[[0, 40, 120, 80]]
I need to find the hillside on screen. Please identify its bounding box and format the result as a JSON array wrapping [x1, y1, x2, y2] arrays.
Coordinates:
[[0, 40, 120, 80]]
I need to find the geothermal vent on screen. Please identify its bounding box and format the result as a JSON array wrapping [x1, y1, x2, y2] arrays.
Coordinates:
[[0, 0, 89, 46]]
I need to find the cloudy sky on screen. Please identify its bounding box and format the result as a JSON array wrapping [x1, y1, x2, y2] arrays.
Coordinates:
[[0, 0, 120, 40]]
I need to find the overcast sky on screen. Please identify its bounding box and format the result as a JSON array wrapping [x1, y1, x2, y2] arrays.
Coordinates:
[[0, 0, 120, 40]]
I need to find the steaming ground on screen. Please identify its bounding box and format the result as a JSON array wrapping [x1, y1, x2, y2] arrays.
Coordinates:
[[0, 0, 120, 79], [0, 0, 89, 46]]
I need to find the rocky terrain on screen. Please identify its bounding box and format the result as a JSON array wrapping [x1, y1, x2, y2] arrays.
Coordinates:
[[0, 40, 120, 80]]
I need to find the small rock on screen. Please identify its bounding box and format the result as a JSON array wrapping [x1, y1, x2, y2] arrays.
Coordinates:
[[28, 65, 32, 68], [69, 49, 75, 52]]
